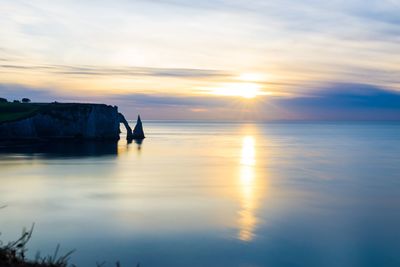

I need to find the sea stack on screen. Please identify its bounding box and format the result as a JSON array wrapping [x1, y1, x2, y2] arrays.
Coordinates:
[[132, 115, 145, 139]]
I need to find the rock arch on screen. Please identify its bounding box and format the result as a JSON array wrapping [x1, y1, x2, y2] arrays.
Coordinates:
[[118, 113, 133, 140]]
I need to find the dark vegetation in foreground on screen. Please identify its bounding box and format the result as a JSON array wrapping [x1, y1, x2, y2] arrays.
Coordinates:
[[0, 224, 139, 267], [0, 224, 74, 267]]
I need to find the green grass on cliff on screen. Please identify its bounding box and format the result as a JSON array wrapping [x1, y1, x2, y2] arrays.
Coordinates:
[[0, 102, 105, 124], [0, 103, 41, 124]]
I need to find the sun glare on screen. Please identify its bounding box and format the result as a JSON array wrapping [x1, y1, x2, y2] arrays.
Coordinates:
[[211, 83, 262, 99], [210, 73, 266, 99], [238, 73, 265, 82]]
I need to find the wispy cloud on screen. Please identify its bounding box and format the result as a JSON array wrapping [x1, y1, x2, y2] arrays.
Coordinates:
[[0, 64, 229, 79]]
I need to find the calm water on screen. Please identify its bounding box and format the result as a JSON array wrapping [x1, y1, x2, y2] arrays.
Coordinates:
[[1, 122, 400, 267]]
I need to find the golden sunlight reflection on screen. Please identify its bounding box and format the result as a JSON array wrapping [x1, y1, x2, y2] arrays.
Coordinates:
[[238, 135, 258, 241]]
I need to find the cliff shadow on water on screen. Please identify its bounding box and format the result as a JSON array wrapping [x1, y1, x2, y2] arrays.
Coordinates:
[[0, 140, 119, 159]]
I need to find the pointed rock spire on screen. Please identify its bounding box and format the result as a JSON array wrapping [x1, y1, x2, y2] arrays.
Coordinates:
[[132, 115, 145, 139]]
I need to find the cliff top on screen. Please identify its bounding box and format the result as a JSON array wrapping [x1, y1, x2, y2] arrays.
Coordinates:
[[0, 102, 113, 124]]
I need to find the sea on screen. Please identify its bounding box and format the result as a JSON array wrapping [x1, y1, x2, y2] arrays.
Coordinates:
[[1, 121, 400, 267]]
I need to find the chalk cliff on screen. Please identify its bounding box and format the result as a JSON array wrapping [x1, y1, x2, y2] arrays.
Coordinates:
[[0, 103, 121, 140]]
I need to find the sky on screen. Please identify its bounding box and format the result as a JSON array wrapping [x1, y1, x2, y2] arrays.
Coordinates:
[[1, 0, 399, 120]]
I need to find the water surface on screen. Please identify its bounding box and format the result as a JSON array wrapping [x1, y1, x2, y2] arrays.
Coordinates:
[[1, 122, 400, 267]]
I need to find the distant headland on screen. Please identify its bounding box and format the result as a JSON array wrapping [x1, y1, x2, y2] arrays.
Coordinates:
[[0, 98, 144, 144]]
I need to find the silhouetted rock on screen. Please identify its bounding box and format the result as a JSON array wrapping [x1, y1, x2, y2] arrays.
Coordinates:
[[132, 115, 145, 139], [118, 112, 133, 140]]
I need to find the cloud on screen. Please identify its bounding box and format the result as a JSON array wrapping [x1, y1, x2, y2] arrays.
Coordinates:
[[279, 83, 400, 120], [2, 0, 400, 97], [0, 64, 229, 79], [0, 83, 61, 102], [106, 83, 400, 120], [110, 93, 231, 107], [1, 82, 400, 121]]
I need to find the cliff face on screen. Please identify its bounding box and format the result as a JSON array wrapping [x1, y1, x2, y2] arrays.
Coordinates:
[[0, 104, 121, 140]]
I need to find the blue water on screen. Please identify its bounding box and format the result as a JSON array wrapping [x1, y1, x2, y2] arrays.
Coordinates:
[[1, 122, 400, 267]]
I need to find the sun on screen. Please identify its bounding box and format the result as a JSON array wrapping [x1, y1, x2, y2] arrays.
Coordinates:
[[209, 73, 266, 99], [238, 83, 260, 99]]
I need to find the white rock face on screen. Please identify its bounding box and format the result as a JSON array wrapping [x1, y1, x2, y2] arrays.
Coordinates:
[[0, 104, 121, 140]]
